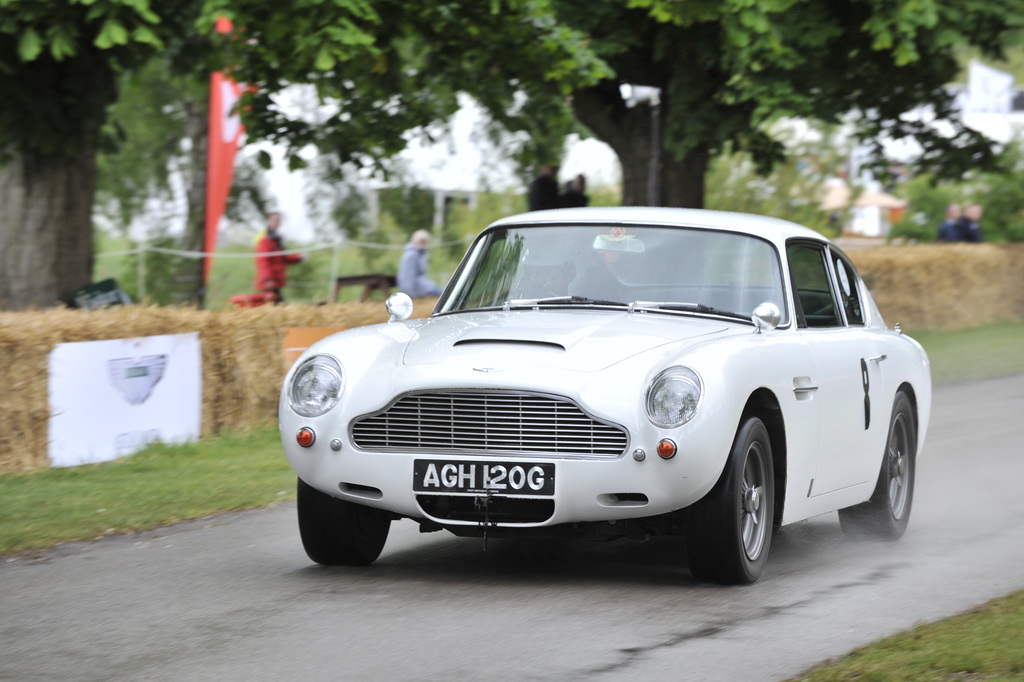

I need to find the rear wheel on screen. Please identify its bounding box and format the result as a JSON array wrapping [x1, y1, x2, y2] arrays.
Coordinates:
[[297, 478, 391, 565], [685, 417, 774, 585], [839, 392, 916, 540]]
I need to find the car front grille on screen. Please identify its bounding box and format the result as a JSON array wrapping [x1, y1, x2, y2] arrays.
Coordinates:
[[351, 391, 627, 458]]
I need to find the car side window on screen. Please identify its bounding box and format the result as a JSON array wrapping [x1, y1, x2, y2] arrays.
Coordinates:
[[833, 253, 864, 326], [787, 243, 842, 328]]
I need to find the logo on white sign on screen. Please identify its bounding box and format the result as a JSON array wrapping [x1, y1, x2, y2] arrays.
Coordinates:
[[108, 355, 167, 405]]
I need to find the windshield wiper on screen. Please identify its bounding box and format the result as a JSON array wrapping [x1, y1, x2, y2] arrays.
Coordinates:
[[504, 296, 628, 308], [629, 301, 752, 322]]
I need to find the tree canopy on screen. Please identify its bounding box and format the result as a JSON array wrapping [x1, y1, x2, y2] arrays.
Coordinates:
[[2, 0, 1023, 309], [204, 0, 610, 171], [206, 0, 1024, 206]]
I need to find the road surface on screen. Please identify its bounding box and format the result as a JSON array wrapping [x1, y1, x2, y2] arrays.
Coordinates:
[[3, 374, 1022, 681]]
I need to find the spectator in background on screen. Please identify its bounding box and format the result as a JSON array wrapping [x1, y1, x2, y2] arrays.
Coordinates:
[[254, 212, 304, 302], [527, 164, 560, 211], [937, 203, 961, 242], [954, 204, 984, 243], [398, 229, 443, 298], [560, 173, 589, 208]]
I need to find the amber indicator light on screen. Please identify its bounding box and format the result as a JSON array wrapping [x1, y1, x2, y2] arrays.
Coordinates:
[[296, 427, 316, 448]]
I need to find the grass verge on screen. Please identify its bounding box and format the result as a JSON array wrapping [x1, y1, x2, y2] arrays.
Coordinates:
[[909, 320, 1024, 385], [0, 426, 292, 555], [787, 589, 1024, 681]]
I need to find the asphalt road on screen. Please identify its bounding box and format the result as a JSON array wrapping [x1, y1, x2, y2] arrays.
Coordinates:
[[3, 374, 1023, 682]]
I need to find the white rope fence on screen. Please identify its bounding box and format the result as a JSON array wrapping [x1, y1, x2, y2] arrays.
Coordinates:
[[95, 235, 473, 260], [94, 234, 475, 302]]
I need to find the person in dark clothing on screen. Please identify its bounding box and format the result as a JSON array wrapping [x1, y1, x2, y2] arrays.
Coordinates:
[[559, 174, 589, 208], [937, 203, 961, 242], [527, 164, 560, 211], [953, 204, 984, 243]]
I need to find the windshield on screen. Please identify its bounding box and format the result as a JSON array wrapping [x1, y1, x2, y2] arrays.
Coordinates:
[[437, 224, 788, 324]]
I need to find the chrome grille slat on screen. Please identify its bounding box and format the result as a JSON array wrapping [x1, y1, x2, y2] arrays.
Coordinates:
[[351, 391, 627, 458]]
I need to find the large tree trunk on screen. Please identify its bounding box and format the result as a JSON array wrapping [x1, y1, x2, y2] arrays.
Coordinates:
[[0, 44, 115, 311], [171, 100, 209, 307], [572, 81, 709, 208], [0, 149, 97, 310]]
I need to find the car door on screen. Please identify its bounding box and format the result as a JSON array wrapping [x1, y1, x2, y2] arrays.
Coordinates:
[[787, 241, 887, 497]]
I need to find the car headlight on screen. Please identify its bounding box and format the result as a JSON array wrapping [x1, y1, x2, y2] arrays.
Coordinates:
[[288, 355, 344, 417], [646, 367, 703, 428]]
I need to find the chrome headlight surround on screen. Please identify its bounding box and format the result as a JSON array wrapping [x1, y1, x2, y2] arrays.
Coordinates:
[[288, 355, 344, 418], [645, 366, 703, 428]]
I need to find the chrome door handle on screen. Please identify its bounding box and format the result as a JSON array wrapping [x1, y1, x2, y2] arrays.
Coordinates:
[[792, 376, 818, 396], [868, 354, 888, 363]]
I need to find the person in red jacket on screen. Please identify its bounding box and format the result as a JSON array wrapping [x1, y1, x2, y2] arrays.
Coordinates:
[[254, 212, 304, 302]]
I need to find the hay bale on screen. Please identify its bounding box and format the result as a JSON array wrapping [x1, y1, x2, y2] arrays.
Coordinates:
[[850, 244, 1024, 330], [3, 247, 1020, 476], [0, 298, 438, 473]]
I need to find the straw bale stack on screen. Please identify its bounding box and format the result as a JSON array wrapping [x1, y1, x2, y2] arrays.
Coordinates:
[[849, 244, 1024, 330], [1, 241, 1022, 476], [0, 298, 437, 473]]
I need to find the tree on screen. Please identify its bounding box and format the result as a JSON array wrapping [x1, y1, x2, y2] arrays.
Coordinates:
[[0, 0, 208, 309], [96, 59, 211, 305], [206, 0, 609, 172], [0, 0, 606, 310], [207, 0, 1022, 212], [5, 1, 1020, 309], [557, 0, 1022, 206]]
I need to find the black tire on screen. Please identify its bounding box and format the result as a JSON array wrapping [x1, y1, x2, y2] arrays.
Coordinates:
[[297, 477, 391, 566], [685, 417, 775, 585], [839, 391, 916, 540]]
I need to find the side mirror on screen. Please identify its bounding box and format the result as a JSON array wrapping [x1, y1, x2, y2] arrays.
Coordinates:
[[386, 292, 414, 322], [751, 301, 781, 334]]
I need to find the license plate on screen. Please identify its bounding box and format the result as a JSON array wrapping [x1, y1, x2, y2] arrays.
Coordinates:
[[413, 460, 555, 496]]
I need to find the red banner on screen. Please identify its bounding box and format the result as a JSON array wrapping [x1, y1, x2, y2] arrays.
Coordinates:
[[203, 18, 244, 287]]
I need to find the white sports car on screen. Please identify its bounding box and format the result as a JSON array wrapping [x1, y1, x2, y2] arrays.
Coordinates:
[[280, 207, 931, 584]]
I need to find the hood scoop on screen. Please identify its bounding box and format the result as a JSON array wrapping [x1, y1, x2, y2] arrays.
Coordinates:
[[453, 338, 566, 352]]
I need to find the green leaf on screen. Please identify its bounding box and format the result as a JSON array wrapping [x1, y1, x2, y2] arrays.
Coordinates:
[[132, 25, 163, 48], [49, 32, 77, 60], [18, 28, 42, 61], [257, 150, 273, 170], [94, 20, 129, 49], [314, 47, 336, 71]]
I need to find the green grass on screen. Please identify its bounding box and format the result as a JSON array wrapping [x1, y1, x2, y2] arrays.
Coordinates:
[[787, 590, 1024, 681], [0, 426, 293, 555], [908, 321, 1024, 385]]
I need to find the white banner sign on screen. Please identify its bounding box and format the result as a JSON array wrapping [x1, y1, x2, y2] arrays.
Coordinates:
[[48, 333, 202, 467]]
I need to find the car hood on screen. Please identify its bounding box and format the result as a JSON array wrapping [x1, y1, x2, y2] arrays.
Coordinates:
[[402, 310, 729, 371]]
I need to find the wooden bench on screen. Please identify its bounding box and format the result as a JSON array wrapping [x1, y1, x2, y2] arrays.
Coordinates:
[[332, 274, 397, 302]]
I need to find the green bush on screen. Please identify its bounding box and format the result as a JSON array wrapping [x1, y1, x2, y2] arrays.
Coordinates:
[[892, 133, 1024, 243]]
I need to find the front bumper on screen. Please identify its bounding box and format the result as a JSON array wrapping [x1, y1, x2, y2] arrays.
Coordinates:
[[282, 424, 726, 528]]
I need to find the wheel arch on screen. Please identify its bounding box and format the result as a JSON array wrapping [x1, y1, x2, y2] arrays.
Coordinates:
[[741, 388, 787, 531], [895, 381, 920, 447]]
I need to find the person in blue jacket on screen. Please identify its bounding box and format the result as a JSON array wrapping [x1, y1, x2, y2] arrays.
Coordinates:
[[397, 229, 443, 298]]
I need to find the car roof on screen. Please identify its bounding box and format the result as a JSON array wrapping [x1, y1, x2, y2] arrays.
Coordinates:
[[487, 206, 828, 248]]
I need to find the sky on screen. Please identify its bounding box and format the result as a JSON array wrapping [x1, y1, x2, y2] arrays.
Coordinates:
[[255, 94, 622, 243]]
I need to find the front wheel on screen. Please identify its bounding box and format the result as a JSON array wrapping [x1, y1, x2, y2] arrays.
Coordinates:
[[685, 417, 775, 585], [297, 478, 391, 566], [839, 391, 916, 540]]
